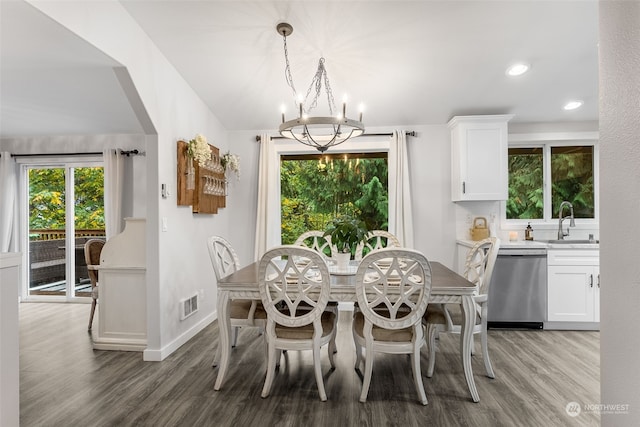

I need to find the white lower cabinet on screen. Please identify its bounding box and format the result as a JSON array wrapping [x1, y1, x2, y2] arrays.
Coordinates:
[[547, 250, 599, 328]]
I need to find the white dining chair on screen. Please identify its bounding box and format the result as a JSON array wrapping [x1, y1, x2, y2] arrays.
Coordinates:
[[294, 230, 336, 261], [258, 245, 337, 401], [354, 230, 401, 261], [423, 237, 501, 378], [353, 248, 433, 405], [207, 236, 266, 366], [294, 230, 340, 315]]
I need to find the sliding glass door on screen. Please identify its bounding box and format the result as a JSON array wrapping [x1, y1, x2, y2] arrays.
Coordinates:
[[25, 162, 104, 300]]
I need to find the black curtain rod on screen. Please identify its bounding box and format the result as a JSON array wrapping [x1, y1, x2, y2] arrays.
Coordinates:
[[8, 149, 141, 158], [255, 131, 416, 142]]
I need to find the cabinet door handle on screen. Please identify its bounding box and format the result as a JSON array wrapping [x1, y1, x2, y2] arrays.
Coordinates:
[[589, 274, 593, 288], [462, 181, 466, 194], [597, 273, 600, 288]]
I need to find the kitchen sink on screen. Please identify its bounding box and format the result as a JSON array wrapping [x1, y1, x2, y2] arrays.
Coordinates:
[[544, 239, 599, 244]]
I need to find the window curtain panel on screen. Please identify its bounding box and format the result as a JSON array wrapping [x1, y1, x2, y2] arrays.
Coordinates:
[[388, 130, 414, 248], [0, 152, 19, 252], [103, 149, 125, 239], [254, 134, 281, 261]]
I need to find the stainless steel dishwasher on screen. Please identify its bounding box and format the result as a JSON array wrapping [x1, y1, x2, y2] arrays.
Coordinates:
[[487, 247, 547, 329]]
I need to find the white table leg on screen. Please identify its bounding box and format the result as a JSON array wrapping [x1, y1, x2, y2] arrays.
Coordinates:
[[461, 295, 480, 402], [214, 292, 231, 391]]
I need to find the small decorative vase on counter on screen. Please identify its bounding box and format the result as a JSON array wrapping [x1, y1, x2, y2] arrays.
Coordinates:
[[334, 252, 351, 272], [186, 156, 195, 190]]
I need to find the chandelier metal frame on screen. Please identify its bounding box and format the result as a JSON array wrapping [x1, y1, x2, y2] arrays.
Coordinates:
[[276, 22, 364, 153]]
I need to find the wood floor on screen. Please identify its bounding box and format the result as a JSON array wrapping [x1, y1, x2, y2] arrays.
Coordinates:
[[19, 303, 600, 426]]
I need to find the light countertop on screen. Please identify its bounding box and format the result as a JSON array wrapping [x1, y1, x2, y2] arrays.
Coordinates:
[[457, 239, 599, 250]]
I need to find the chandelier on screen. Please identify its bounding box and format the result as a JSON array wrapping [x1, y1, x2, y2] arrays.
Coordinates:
[[276, 22, 365, 153]]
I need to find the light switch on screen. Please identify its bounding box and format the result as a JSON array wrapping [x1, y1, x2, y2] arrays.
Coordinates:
[[162, 217, 168, 232]]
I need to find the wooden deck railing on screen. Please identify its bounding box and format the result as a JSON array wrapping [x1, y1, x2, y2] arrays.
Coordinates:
[[29, 229, 106, 241], [28, 231, 106, 287]]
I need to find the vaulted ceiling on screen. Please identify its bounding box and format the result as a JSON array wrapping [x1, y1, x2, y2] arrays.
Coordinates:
[[0, 1, 599, 139]]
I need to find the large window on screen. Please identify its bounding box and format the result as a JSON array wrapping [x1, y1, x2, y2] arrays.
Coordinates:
[[280, 152, 388, 244], [507, 143, 595, 221]]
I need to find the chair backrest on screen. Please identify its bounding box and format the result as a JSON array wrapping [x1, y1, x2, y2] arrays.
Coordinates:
[[294, 230, 335, 260], [207, 236, 241, 281], [463, 237, 501, 295], [84, 239, 105, 285], [354, 230, 401, 261], [258, 245, 330, 328], [355, 248, 432, 330]]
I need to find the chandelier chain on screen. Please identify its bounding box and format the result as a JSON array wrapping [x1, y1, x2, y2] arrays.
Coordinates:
[[304, 58, 337, 116], [282, 32, 337, 117], [282, 33, 298, 106]]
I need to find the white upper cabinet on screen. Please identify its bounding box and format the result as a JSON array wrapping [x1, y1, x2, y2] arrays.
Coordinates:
[[449, 115, 513, 201]]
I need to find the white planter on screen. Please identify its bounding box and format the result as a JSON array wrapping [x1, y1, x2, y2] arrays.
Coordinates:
[[334, 252, 351, 271]]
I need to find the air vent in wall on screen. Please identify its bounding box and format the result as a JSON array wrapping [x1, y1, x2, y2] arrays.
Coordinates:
[[180, 293, 199, 320]]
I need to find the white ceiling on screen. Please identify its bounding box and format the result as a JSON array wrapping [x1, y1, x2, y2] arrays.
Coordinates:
[[0, 1, 144, 137], [1, 0, 599, 138]]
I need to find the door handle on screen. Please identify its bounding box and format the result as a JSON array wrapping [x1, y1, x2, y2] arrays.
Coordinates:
[[589, 274, 593, 288], [462, 181, 466, 194], [597, 273, 600, 288]]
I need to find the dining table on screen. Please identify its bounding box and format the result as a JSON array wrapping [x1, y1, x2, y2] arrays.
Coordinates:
[[215, 260, 481, 402]]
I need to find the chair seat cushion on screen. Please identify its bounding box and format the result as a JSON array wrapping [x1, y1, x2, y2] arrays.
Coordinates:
[[423, 304, 446, 324], [230, 299, 267, 319], [444, 303, 481, 325], [275, 311, 336, 339], [424, 304, 480, 326], [353, 311, 414, 342]]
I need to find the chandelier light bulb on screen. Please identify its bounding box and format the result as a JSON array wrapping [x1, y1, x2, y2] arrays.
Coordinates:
[[280, 104, 286, 123], [342, 94, 348, 118]]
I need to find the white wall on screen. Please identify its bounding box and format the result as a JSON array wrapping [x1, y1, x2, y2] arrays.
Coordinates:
[[28, 0, 235, 360], [600, 2, 640, 425]]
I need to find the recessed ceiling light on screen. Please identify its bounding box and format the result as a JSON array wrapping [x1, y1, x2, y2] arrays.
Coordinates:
[[506, 63, 530, 77], [563, 100, 584, 110]]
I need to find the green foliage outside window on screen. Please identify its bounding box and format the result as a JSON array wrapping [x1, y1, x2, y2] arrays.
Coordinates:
[[507, 148, 543, 219], [280, 155, 388, 244], [29, 167, 105, 232], [507, 145, 594, 220], [550, 147, 594, 218]]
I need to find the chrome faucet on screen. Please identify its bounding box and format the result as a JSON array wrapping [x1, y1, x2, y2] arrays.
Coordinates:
[[557, 201, 576, 240]]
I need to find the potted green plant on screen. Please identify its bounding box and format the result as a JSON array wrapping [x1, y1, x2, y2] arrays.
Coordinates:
[[324, 215, 371, 270]]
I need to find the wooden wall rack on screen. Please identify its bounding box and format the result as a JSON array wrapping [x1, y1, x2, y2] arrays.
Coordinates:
[[176, 140, 226, 214]]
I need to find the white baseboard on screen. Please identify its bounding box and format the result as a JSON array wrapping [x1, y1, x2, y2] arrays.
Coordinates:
[[143, 310, 216, 361], [93, 338, 147, 352], [544, 321, 600, 331]]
